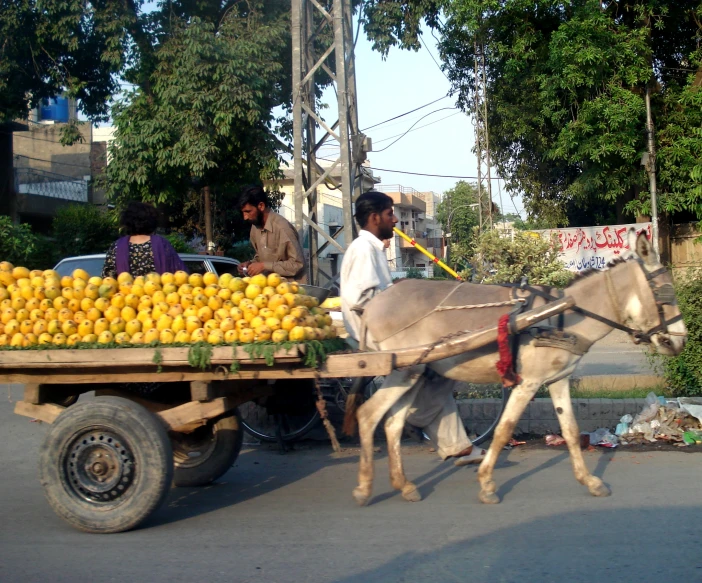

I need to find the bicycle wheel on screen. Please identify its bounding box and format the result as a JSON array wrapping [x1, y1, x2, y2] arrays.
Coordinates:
[[461, 385, 510, 446], [324, 376, 383, 413], [239, 380, 320, 443]]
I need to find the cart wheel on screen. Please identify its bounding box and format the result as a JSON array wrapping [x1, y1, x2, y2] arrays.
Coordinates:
[[39, 396, 173, 534], [171, 410, 244, 487]]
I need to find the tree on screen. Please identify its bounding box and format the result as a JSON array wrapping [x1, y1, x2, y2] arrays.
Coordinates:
[[362, 0, 702, 228], [1, 0, 121, 126], [436, 181, 481, 249], [105, 4, 290, 248]]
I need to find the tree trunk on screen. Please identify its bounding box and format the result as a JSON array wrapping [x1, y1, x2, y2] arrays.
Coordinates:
[[203, 185, 213, 254]]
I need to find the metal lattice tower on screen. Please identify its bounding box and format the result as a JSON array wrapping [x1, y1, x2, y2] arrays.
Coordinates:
[[472, 42, 493, 229], [291, 0, 365, 286]]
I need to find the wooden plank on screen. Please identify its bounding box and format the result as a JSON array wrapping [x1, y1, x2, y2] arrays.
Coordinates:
[[190, 381, 215, 401], [317, 352, 394, 377], [14, 401, 64, 424], [0, 345, 303, 369], [393, 297, 576, 367], [157, 397, 229, 433], [23, 383, 42, 405]]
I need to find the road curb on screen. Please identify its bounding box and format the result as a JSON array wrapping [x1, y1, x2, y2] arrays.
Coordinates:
[[458, 397, 649, 436]]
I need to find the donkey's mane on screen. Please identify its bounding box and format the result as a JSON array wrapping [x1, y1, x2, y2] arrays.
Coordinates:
[[568, 256, 629, 283]]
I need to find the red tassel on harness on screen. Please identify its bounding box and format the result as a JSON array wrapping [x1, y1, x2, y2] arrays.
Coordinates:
[[496, 314, 522, 388]]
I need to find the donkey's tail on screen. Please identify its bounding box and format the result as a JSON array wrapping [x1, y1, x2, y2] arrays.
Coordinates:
[[342, 376, 369, 436]]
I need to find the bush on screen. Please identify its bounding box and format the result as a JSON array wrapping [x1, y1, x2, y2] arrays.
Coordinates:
[[52, 205, 119, 258], [164, 233, 195, 253], [0, 216, 37, 266], [658, 269, 702, 396], [225, 240, 255, 262], [405, 267, 425, 279], [459, 228, 574, 287]]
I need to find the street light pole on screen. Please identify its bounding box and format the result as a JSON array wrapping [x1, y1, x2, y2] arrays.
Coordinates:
[[444, 203, 480, 263]]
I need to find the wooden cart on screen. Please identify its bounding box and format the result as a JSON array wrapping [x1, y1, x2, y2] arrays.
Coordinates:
[[7, 298, 572, 534]]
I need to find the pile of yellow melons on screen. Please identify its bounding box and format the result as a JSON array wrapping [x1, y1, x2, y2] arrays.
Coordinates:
[[0, 261, 336, 348]]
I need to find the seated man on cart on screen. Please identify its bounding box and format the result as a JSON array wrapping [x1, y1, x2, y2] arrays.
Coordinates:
[[340, 191, 486, 466]]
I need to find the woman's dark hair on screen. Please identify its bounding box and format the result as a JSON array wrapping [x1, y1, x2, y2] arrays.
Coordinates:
[[239, 185, 270, 209], [120, 201, 159, 236], [354, 191, 393, 228]]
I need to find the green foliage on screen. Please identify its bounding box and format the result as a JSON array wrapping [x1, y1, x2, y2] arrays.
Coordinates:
[[51, 205, 118, 258], [0, 0, 119, 125], [461, 228, 574, 287], [164, 233, 195, 254], [404, 267, 426, 279], [436, 181, 480, 249], [658, 269, 702, 396], [105, 4, 291, 245], [364, 0, 702, 227], [226, 241, 256, 263], [0, 216, 37, 266]]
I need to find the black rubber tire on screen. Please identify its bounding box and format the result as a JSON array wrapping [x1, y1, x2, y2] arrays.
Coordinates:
[[39, 396, 173, 534], [172, 410, 244, 487], [469, 386, 510, 446]]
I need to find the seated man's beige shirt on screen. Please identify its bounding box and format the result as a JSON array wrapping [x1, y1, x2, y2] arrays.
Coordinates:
[[249, 211, 307, 283]]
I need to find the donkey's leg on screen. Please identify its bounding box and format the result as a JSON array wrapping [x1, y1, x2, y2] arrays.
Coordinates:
[[478, 380, 542, 504], [549, 378, 611, 497], [384, 383, 423, 502], [354, 367, 425, 507]]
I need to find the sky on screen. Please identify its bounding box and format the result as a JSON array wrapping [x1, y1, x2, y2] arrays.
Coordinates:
[[317, 29, 523, 217]]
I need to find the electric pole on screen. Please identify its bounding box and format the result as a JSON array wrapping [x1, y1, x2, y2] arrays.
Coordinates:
[[473, 41, 494, 229], [291, 0, 367, 286]]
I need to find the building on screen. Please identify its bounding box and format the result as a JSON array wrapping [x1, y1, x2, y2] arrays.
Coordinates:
[[5, 98, 110, 231], [376, 185, 444, 278]]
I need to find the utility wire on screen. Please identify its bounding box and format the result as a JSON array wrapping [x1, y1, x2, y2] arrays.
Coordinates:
[[368, 165, 504, 179], [373, 107, 458, 152], [13, 154, 93, 170], [373, 111, 461, 144], [360, 95, 449, 132]]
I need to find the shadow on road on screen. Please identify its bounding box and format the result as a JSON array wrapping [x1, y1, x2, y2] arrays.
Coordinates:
[[332, 504, 702, 583]]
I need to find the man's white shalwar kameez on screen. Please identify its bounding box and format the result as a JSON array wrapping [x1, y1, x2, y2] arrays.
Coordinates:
[[340, 229, 472, 459]]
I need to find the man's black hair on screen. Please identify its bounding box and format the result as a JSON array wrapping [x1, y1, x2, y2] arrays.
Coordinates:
[[239, 185, 270, 209], [354, 191, 393, 228], [120, 201, 159, 235]]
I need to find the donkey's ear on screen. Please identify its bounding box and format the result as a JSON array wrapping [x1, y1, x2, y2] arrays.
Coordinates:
[[631, 229, 656, 265]]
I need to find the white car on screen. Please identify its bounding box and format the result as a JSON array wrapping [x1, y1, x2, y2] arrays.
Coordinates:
[[54, 253, 241, 277]]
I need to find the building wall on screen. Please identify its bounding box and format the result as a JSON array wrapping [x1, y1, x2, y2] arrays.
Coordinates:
[[13, 123, 92, 180]]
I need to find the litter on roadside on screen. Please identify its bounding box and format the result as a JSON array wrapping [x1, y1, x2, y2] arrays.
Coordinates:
[[545, 434, 566, 446], [618, 392, 702, 446]]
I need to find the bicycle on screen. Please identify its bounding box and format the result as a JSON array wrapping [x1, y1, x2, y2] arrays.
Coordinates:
[[239, 376, 508, 447], [239, 376, 381, 444]]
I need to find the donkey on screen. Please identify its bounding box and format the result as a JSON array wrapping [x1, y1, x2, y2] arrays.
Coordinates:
[[344, 230, 686, 506]]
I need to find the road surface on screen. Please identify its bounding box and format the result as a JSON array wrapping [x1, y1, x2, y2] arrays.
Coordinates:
[[1, 384, 699, 583]]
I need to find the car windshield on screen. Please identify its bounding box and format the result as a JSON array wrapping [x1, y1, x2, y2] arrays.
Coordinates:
[[210, 260, 239, 276], [55, 258, 106, 277]]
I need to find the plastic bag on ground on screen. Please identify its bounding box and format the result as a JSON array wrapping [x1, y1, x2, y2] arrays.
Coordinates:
[[632, 392, 660, 426], [589, 428, 619, 448]]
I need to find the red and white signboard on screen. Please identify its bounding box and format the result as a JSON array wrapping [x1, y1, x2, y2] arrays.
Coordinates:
[[531, 223, 652, 273]]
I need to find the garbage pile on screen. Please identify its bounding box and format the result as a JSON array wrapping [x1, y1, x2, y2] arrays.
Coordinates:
[[544, 392, 702, 449], [616, 393, 702, 446]]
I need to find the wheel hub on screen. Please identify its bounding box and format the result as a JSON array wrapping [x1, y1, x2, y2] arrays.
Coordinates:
[[65, 430, 135, 503]]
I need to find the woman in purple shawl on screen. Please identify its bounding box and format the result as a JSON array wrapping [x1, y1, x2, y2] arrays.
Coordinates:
[[102, 202, 187, 278]]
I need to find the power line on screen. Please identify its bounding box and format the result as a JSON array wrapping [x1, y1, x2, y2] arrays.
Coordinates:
[[13, 154, 94, 170], [373, 111, 461, 144], [419, 33, 450, 82], [360, 95, 449, 132], [373, 107, 458, 152], [368, 165, 505, 179]]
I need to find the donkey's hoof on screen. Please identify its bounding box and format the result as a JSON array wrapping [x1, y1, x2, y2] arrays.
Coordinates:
[[588, 479, 611, 498], [401, 484, 422, 502], [479, 490, 501, 505], [353, 487, 371, 506]]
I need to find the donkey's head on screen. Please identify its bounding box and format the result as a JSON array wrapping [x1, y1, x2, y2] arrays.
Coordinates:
[[619, 230, 687, 356]]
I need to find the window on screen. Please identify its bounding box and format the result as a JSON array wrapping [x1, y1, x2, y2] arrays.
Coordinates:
[[210, 260, 239, 276], [55, 257, 105, 277], [183, 260, 207, 275]]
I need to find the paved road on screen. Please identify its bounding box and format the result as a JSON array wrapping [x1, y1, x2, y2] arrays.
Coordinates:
[[1, 385, 700, 583], [574, 342, 657, 377]]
